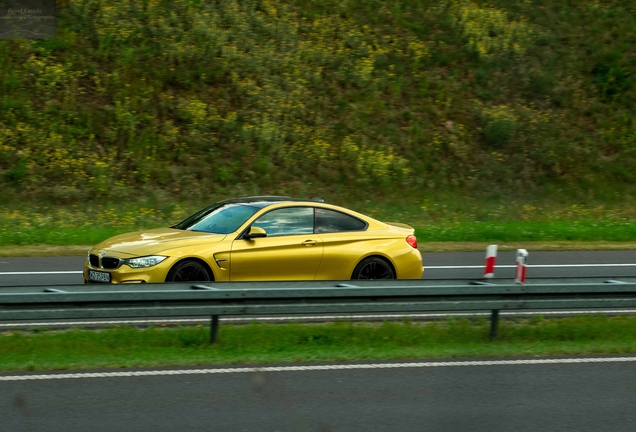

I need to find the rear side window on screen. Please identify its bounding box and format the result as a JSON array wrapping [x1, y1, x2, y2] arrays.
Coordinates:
[[315, 208, 367, 233], [252, 207, 314, 236]]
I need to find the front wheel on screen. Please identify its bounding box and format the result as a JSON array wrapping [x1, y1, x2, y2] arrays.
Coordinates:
[[351, 257, 395, 280], [166, 260, 212, 282]]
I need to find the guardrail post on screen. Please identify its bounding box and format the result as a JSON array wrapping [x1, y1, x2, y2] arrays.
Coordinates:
[[210, 315, 220, 344], [490, 310, 500, 340]]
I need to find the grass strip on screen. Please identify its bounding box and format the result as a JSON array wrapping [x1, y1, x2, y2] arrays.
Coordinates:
[[6, 241, 636, 258], [2, 202, 636, 248], [3, 221, 636, 246], [2, 316, 636, 372], [3, 221, 636, 253], [414, 220, 636, 243], [0, 197, 636, 250]]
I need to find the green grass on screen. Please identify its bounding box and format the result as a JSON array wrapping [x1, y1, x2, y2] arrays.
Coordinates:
[[3, 220, 636, 247], [3, 316, 636, 372], [415, 220, 636, 242], [2, 198, 636, 247], [0, 227, 131, 247]]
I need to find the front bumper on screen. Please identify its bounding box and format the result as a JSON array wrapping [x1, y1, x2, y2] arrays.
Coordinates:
[[83, 257, 177, 284]]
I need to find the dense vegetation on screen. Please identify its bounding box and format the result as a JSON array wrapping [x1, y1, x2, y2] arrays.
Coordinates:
[[1, 0, 635, 206]]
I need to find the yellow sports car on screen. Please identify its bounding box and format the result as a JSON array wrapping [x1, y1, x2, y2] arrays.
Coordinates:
[[84, 196, 423, 283]]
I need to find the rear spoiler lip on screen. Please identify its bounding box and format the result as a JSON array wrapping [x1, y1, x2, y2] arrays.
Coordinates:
[[384, 221, 414, 232]]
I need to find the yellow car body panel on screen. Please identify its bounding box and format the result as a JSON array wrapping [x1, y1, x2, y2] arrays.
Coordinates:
[[316, 232, 422, 279], [230, 234, 324, 281], [84, 198, 423, 283]]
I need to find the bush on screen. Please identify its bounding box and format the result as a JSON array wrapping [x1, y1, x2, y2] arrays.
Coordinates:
[[481, 105, 518, 145]]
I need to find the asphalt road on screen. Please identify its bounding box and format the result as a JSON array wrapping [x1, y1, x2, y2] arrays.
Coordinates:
[[3, 250, 636, 286], [4, 357, 636, 432], [4, 255, 636, 431]]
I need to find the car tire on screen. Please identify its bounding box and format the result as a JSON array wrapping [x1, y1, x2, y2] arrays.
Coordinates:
[[351, 257, 395, 280], [166, 260, 213, 282]]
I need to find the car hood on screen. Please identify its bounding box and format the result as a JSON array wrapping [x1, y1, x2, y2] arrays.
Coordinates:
[[93, 227, 227, 256]]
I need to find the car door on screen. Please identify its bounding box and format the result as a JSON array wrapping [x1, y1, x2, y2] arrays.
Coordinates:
[[230, 207, 324, 280], [313, 207, 370, 279]]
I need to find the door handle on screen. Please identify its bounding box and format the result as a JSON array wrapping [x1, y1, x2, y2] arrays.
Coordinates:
[[302, 240, 318, 246]]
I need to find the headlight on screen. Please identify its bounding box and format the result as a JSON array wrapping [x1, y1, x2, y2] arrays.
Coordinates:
[[125, 256, 168, 268]]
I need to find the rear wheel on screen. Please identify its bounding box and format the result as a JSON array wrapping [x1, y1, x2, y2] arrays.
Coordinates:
[[166, 260, 212, 282], [351, 257, 395, 280]]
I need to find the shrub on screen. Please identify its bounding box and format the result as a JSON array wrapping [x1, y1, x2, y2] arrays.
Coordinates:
[[481, 105, 519, 145]]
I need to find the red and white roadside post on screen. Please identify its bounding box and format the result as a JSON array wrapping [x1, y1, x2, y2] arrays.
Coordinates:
[[515, 249, 529, 284], [484, 245, 498, 279]]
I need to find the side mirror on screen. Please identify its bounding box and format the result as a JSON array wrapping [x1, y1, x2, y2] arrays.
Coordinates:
[[244, 226, 267, 240]]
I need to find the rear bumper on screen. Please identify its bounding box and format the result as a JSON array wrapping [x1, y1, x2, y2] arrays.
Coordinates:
[[396, 248, 423, 279]]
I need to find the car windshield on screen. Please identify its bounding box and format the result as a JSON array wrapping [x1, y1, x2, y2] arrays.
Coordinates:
[[172, 203, 260, 234]]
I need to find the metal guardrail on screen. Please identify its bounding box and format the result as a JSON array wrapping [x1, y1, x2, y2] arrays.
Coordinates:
[[3, 278, 636, 342]]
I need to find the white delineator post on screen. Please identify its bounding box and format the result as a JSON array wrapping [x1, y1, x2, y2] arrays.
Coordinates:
[[484, 245, 498, 279], [515, 249, 529, 284]]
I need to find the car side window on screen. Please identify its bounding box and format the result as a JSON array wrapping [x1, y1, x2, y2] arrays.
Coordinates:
[[252, 207, 314, 237], [315, 208, 367, 233]]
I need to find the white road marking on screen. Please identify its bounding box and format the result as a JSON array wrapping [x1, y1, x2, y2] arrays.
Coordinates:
[[1, 357, 635, 381], [3, 263, 636, 276], [2, 309, 635, 328], [0, 271, 84, 275], [426, 264, 636, 269]]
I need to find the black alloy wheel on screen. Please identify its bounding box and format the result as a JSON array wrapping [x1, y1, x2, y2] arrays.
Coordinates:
[[166, 260, 212, 282], [351, 257, 395, 280]]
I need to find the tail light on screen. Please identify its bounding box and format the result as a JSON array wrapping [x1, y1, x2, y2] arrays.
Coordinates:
[[406, 235, 418, 248]]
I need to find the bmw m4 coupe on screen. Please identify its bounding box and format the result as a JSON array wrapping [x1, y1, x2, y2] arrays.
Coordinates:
[[84, 196, 423, 283]]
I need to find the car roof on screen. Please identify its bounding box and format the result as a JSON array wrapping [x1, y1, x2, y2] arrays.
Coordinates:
[[218, 196, 325, 208]]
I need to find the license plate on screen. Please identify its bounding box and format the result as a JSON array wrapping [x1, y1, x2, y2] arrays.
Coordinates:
[[88, 270, 111, 283]]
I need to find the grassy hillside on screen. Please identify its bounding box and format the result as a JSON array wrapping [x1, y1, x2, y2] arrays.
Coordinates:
[[1, 0, 635, 206]]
